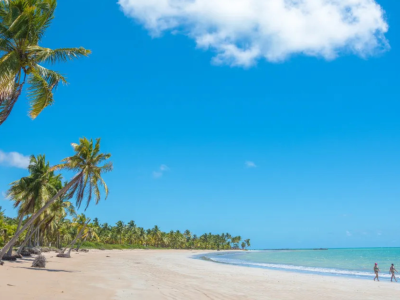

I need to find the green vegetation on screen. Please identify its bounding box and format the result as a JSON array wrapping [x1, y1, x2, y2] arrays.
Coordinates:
[[0, 137, 112, 261], [0, 138, 250, 260], [0, 0, 90, 125], [0, 208, 251, 252]]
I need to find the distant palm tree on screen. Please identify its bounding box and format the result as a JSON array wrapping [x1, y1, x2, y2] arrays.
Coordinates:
[[0, 0, 90, 125], [115, 221, 124, 245], [184, 229, 192, 243], [152, 225, 161, 247], [61, 214, 91, 253], [0, 137, 112, 261]]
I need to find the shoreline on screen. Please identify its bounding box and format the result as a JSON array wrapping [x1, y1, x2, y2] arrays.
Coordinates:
[[196, 250, 397, 281], [1, 249, 400, 299]]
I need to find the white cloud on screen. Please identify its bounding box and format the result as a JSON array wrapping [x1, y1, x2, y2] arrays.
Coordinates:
[[245, 161, 257, 168], [0, 150, 30, 169], [118, 0, 389, 67], [153, 164, 170, 179], [346, 230, 352, 237], [160, 164, 169, 171], [153, 171, 163, 179]]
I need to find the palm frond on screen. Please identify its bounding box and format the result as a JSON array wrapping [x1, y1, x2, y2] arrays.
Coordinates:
[[28, 46, 91, 64], [27, 69, 54, 118], [35, 0, 56, 40], [0, 70, 16, 99], [0, 50, 19, 76], [0, 37, 14, 52], [35, 64, 67, 85]]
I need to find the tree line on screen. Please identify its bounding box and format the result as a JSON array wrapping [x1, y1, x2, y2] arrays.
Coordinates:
[[0, 209, 250, 251], [0, 138, 250, 263]]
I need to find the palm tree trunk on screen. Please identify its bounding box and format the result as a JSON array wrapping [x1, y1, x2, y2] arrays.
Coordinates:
[[35, 228, 39, 247], [62, 219, 90, 253], [17, 216, 51, 255], [0, 79, 25, 126], [0, 174, 82, 261], [18, 224, 33, 254], [6, 213, 24, 256], [76, 236, 87, 251]]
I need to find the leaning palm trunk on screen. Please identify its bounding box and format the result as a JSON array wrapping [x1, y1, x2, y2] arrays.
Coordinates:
[[61, 220, 90, 254], [17, 217, 51, 255], [0, 82, 25, 126], [5, 213, 24, 256], [17, 225, 33, 255], [0, 174, 82, 261], [76, 236, 88, 251]]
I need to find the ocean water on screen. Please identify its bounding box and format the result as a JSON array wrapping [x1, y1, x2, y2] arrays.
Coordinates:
[[199, 248, 400, 280]]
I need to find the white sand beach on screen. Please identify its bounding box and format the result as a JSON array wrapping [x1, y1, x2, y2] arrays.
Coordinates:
[[1, 250, 400, 299]]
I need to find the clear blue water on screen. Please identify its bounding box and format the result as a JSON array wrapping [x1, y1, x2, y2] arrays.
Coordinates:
[[199, 248, 400, 280]]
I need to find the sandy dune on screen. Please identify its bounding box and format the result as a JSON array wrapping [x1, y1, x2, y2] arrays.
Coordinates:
[[1, 249, 399, 299]]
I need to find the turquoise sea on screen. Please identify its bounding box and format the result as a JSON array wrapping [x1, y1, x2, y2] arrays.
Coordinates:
[[199, 248, 400, 280]]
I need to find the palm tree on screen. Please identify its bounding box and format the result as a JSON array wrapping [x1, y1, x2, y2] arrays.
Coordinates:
[[115, 221, 124, 245], [152, 225, 161, 247], [183, 229, 192, 245], [0, 137, 112, 261], [9, 155, 62, 215], [76, 222, 99, 250], [0, 0, 91, 125], [5, 155, 61, 254], [61, 214, 91, 254]]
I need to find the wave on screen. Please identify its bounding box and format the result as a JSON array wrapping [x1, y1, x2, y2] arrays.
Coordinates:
[[206, 256, 393, 279]]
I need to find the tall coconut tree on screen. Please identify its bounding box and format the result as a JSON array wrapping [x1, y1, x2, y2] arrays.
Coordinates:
[[0, 0, 91, 125], [0, 137, 112, 261], [10, 155, 62, 214], [4, 154, 61, 254]]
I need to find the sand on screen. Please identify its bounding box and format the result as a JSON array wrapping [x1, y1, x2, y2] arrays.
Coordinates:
[[1, 249, 399, 299]]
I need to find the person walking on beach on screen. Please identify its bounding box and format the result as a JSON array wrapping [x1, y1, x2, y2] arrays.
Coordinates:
[[390, 264, 398, 282], [374, 263, 380, 281]]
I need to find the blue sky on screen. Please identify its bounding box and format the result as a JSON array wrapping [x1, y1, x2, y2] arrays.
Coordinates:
[[1, 0, 400, 249]]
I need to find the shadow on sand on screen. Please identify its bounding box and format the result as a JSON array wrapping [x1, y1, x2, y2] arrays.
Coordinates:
[[18, 267, 74, 273]]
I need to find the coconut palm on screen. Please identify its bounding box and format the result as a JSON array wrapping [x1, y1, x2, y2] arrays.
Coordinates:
[[152, 225, 162, 247], [115, 221, 124, 245], [9, 155, 62, 215], [76, 221, 99, 250], [61, 214, 90, 254], [0, 0, 91, 125], [0, 137, 112, 261], [4, 155, 61, 254]]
